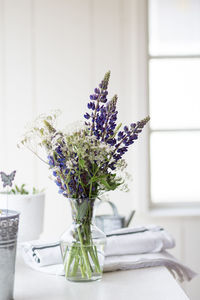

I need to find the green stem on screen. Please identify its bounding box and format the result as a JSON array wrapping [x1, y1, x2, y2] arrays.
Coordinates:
[[71, 249, 80, 277], [62, 245, 68, 262], [88, 245, 101, 273], [84, 224, 101, 273], [77, 227, 92, 279], [80, 255, 86, 278], [77, 172, 86, 197], [89, 166, 99, 198], [64, 245, 75, 277], [94, 245, 101, 272], [26, 146, 48, 165]]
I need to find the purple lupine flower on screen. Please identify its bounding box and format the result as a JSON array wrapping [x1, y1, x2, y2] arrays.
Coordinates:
[[55, 180, 62, 187], [130, 123, 136, 128], [109, 163, 116, 170], [94, 88, 100, 94], [113, 154, 122, 160], [102, 95, 118, 141], [90, 94, 98, 100], [107, 138, 117, 146], [55, 146, 63, 155], [91, 95, 118, 143], [100, 96, 107, 103], [48, 155, 55, 167], [117, 131, 124, 140], [112, 116, 150, 165], [88, 102, 92, 109], [84, 113, 90, 120], [103, 91, 108, 96], [84, 71, 111, 136]]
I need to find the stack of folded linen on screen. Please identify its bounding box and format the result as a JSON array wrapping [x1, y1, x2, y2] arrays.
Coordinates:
[[21, 225, 197, 282]]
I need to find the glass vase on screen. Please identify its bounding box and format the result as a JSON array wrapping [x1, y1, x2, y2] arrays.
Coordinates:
[[60, 198, 106, 282]]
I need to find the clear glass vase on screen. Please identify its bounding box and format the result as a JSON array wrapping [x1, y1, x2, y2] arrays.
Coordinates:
[[60, 198, 106, 282]]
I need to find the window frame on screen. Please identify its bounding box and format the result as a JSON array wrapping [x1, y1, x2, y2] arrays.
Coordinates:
[[144, 0, 200, 215]]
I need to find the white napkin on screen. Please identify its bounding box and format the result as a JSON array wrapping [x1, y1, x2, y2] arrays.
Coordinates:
[[22, 241, 61, 267], [20, 225, 197, 282], [104, 251, 197, 282], [21, 247, 197, 282], [105, 225, 175, 256], [21, 225, 175, 268]]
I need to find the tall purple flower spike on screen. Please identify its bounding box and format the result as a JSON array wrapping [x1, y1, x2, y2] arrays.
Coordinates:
[[84, 71, 150, 171], [0, 170, 16, 188]]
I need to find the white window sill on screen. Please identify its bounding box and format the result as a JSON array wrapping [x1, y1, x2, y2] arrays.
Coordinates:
[[148, 204, 200, 217]]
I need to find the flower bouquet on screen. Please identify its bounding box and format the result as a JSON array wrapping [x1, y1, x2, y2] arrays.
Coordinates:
[[19, 71, 149, 282]]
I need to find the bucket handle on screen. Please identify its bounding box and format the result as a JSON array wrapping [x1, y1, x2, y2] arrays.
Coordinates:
[[95, 200, 119, 217]]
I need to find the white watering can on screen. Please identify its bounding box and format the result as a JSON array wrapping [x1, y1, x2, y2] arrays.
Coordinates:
[[95, 200, 135, 233]]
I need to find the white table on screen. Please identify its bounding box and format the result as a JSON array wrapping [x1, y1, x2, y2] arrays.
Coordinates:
[[14, 260, 190, 300]]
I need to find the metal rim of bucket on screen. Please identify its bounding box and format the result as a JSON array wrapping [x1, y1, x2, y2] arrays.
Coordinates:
[[0, 209, 20, 220]]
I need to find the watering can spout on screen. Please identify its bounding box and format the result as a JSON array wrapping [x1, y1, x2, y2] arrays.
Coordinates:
[[124, 210, 135, 227]]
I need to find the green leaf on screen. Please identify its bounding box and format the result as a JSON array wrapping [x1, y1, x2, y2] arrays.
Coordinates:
[[40, 128, 44, 136], [88, 176, 98, 184], [79, 158, 85, 169], [15, 185, 20, 193], [99, 178, 111, 189], [53, 151, 57, 163]]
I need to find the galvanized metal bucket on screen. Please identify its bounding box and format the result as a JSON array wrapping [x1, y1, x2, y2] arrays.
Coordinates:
[[95, 201, 135, 233], [0, 209, 20, 300]]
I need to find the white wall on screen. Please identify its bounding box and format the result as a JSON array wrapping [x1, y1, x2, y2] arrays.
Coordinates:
[[0, 0, 142, 237], [0, 0, 199, 298]]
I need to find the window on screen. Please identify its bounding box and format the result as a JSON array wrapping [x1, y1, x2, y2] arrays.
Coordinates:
[[148, 0, 200, 204]]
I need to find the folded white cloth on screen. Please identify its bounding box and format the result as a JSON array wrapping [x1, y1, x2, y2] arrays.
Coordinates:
[[21, 247, 197, 282], [20, 225, 197, 282], [105, 225, 175, 256], [22, 241, 61, 267], [104, 251, 197, 282], [21, 225, 174, 267]]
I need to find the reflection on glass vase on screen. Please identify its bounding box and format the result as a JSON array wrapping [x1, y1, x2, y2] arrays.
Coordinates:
[[60, 198, 106, 282]]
